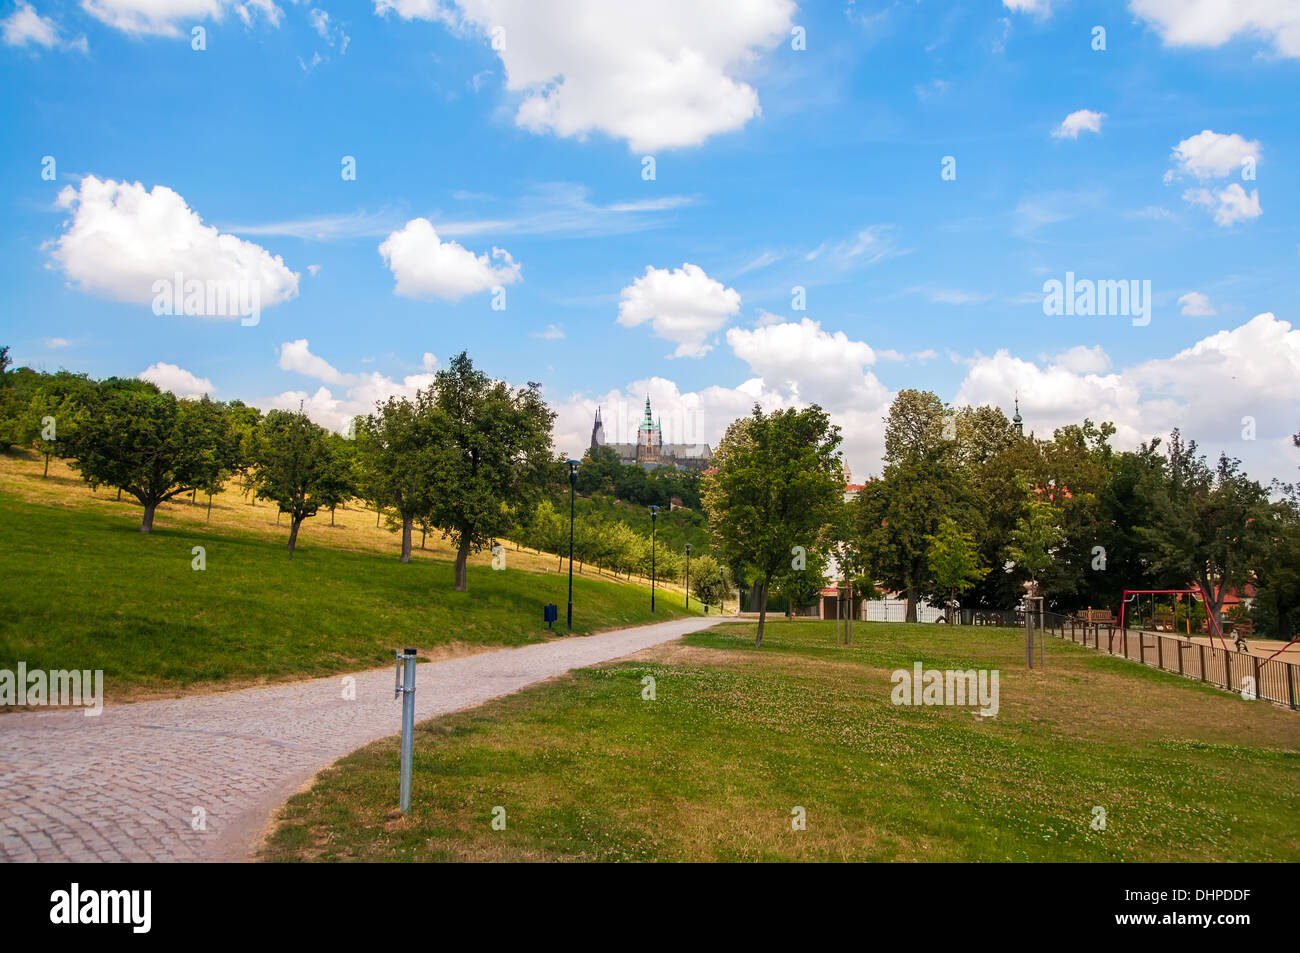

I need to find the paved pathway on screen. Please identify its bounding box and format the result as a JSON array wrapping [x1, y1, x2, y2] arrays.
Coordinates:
[[0, 617, 717, 862]]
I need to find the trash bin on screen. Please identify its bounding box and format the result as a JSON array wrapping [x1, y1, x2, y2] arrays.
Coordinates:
[[544, 603, 558, 629]]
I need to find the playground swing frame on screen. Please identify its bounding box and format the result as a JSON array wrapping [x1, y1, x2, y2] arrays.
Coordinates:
[[1117, 586, 1230, 651]]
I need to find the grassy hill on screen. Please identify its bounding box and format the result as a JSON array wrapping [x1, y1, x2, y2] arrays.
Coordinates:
[[261, 619, 1300, 862], [0, 450, 697, 702]]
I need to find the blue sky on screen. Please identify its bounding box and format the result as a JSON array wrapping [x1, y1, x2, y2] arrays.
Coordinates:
[[2, 0, 1298, 481]]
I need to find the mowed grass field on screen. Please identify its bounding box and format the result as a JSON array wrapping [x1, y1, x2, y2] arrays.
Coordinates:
[[262, 620, 1300, 862], [0, 452, 696, 702]]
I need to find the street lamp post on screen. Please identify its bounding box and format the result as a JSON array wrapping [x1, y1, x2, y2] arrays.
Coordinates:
[[649, 505, 660, 613], [567, 459, 579, 631], [685, 542, 692, 610]]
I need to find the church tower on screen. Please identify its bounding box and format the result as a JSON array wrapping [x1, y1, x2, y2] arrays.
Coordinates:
[[1013, 397, 1023, 436], [590, 406, 605, 450]]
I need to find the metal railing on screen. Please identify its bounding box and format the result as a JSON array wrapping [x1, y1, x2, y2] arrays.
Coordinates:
[[1058, 618, 1299, 710]]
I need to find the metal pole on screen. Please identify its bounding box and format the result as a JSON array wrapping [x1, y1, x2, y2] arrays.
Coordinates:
[[650, 507, 657, 612], [396, 648, 417, 813], [567, 464, 576, 631], [685, 544, 691, 610]]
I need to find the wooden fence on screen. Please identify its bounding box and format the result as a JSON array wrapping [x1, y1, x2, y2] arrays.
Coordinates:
[[1057, 618, 1298, 710]]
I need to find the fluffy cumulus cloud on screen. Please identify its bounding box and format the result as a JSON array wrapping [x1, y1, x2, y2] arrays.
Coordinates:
[[1129, 0, 1300, 57], [1167, 129, 1261, 181], [139, 362, 214, 398], [555, 317, 895, 483], [81, 0, 283, 36], [1164, 130, 1262, 225], [1052, 109, 1105, 139], [377, 0, 795, 151], [265, 339, 438, 432], [1178, 291, 1217, 316], [955, 313, 1300, 479], [617, 263, 740, 358], [379, 217, 520, 301], [48, 176, 299, 316]]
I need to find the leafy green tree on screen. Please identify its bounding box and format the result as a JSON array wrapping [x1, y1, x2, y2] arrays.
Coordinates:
[[689, 553, 730, 611], [252, 408, 335, 558], [926, 515, 988, 622], [319, 432, 358, 527], [64, 382, 210, 532], [772, 546, 830, 618], [1252, 498, 1300, 640], [702, 404, 843, 646], [1136, 431, 1267, 632], [182, 396, 237, 521], [1005, 499, 1064, 598], [356, 395, 434, 562], [425, 353, 556, 592]]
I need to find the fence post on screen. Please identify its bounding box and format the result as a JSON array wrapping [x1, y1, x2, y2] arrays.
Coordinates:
[[1157, 635, 1163, 670], [1199, 643, 1206, 682], [1224, 651, 1232, 694], [1290, 663, 1296, 710], [1254, 655, 1261, 702]]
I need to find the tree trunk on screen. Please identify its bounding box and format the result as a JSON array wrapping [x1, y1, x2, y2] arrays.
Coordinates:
[[42, 452, 50, 477], [400, 516, 413, 564], [207, 492, 213, 523], [420, 527, 426, 549], [950, 587, 957, 624], [140, 502, 157, 533], [905, 584, 918, 623], [755, 579, 769, 648], [287, 516, 302, 559], [454, 534, 471, 592], [376, 505, 381, 528], [330, 505, 336, 527], [117, 488, 122, 502]]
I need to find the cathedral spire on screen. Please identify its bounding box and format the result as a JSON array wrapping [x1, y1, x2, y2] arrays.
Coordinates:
[[1012, 395, 1023, 436]]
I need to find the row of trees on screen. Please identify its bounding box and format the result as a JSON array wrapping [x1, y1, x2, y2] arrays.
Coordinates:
[[0, 349, 563, 589], [511, 498, 731, 608], [701, 391, 1300, 645]]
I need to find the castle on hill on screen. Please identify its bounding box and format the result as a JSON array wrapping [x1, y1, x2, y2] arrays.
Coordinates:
[[590, 397, 713, 471]]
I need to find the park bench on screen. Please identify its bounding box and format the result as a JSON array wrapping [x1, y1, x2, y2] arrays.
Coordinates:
[[1154, 609, 1175, 631]]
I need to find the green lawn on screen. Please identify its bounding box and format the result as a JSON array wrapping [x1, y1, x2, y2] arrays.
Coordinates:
[[0, 492, 695, 699], [261, 620, 1300, 862]]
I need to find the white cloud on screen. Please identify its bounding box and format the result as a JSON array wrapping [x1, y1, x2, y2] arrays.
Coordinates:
[[531, 323, 565, 340], [1182, 183, 1262, 226], [1052, 109, 1106, 140], [44, 337, 70, 348], [2, 2, 87, 51], [307, 264, 322, 277], [956, 313, 1300, 480], [378, 217, 520, 300], [140, 362, 214, 398], [1164, 130, 1263, 225], [1052, 344, 1111, 374], [1129, 0, 1300, 57], [1003, 0, 1051, 16], [379, 0, 795, 151], [1167, 129, 1261, 181], [1178, 291, 1217, 316], [726, 318, 887, 410], [48, 176, 299, 315], [278, 339, 351, 386], [263, 341, 438, 432], [83, 0, 281, 37], [616, 263, 740, 358]]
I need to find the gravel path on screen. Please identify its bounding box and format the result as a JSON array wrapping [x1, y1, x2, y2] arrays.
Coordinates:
[[0, 616, 717, 862]]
